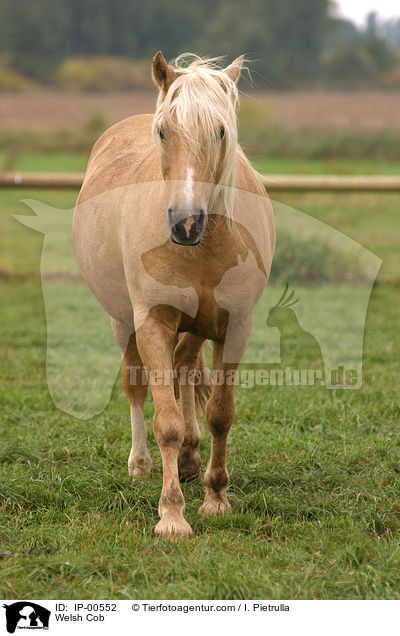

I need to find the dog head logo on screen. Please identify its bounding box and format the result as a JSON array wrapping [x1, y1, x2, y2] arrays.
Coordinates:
[[3, 602, 50, 633]]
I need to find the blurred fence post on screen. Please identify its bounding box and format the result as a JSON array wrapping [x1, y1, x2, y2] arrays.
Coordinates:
[[1, 172, 400, 191]]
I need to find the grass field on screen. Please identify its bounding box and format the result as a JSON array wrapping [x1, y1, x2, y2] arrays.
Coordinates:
[[0, 154, 399, 599], [1, 90, 400, 130], [2, 151, 400, 176], [0, 150, 375, 173]]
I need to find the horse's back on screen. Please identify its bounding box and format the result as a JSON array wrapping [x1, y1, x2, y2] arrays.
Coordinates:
[[77, 114, 160, 204]]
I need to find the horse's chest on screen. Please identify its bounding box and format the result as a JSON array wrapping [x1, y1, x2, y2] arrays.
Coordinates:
[[140, 239, 267, 340], [181, 260, 266, 340], [182, 286, 228, 340]]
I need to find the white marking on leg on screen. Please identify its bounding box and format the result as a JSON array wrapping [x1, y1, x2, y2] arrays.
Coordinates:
[[128, 403, 152, 476], [183, 167, 194, 210]]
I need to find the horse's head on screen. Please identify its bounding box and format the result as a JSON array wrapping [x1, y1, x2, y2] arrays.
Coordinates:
[[152, 51, 244, 246]]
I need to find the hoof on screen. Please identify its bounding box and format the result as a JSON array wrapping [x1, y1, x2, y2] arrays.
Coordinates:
[[154, 516, 193, 539], [178, 451, 201, 483], [199, 495, 231, 516], [128, 454, 153, 479]]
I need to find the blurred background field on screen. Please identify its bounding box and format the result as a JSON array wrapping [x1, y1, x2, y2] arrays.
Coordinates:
[[2, 91, 400, 165], [1, 0, 400, 167]]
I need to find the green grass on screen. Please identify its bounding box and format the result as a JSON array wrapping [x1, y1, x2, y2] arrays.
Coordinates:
[[252, 157, 400, 176], [1, 150, 400, 177], [0, 162, 399, 599], [0, 151, 89, 173]]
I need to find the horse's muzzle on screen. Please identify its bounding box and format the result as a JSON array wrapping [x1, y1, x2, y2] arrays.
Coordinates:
[[167, 208, 207, 246]]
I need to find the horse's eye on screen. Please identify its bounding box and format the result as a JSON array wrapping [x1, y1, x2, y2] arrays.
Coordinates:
[[158, 127, 165, 140], [219, 127, 225, 140]]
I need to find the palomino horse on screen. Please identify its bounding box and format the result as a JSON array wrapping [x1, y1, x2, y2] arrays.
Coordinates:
[[72, 52, 275, 538]]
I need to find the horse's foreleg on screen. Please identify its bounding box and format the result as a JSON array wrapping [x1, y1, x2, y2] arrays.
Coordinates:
[[199, 342, 237, 516], [173, 333, 204, 482], [135, 308, 192, 538], [111, 319, 152, 479]]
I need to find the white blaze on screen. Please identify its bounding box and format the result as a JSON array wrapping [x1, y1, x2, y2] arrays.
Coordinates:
[[183, 167, 194, 210]]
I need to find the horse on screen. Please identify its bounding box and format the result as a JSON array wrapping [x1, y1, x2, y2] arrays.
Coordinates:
[[72, 51, 275, 538]]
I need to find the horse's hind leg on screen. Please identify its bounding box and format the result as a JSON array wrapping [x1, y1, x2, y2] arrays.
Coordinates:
[[111, 318, 152, 479], [199, 342, 237, 516], [173, 333, 204, 482], [135, 307, 192, 538]]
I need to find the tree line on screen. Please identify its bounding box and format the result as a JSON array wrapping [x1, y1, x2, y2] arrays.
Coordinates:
[[0, 0, 398, 87]]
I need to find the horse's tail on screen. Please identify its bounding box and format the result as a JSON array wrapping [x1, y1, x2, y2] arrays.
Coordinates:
[[195, 345, 212, 413]]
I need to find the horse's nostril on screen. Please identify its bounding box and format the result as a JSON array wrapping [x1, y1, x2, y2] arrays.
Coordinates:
[[167, 207, 207, 245], [193, 209, 205, 228]]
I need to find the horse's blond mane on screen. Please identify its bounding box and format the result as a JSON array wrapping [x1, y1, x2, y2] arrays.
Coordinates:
[[152, 53, 252, 218]]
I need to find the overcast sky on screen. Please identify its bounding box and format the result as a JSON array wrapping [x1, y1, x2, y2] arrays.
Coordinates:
[[333, 0, 400, 25]]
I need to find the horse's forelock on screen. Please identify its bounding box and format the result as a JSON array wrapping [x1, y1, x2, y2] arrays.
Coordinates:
[[152, 55, 248, 217]]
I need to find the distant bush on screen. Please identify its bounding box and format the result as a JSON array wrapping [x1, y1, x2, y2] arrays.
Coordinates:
[[321, 47, 377, 86], [378, 67, 400, 88], [239, 100, 281, 131], [239, 124, 400, 161], [271, 231, 368, 284], [55, 57, 154, 91], [2, 51, 400, 92], [320, 37, 400, 88], [0, 60, 36, 91], [2, 120, 400, 161], [0, 106, 109, 155], [81, 106, 109, 139]]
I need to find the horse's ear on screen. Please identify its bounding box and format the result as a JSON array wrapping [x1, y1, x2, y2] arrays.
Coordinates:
[[224, 54, 244, 83], [152, 51, 177, 91]]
